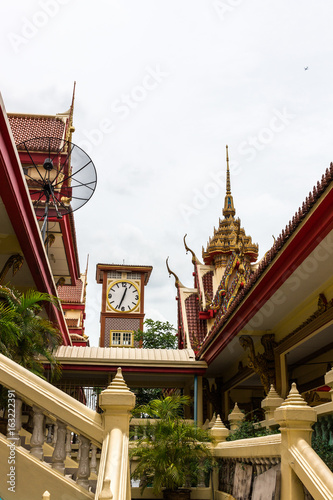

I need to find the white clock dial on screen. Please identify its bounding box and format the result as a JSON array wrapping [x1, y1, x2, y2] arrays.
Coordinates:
[[107, 280, 140, 312]]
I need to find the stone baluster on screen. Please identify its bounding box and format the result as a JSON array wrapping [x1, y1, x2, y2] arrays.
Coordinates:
[[261, 385, 284, 427], [76, 435, 91, 489], [133, 425, 138, 440], [65, 429, 72, 458], [7, 395, 22, 445], [197, 464, 206, 488], [45, 420, 53, 444], [30, 405, 45, 460], [52, 423, 58, 446], [77, 437, 82, 461], [274, 383, 317, 500], [228, 403, 245, 432], [90, 443, 98, 475], [51, 420, 67, 474]]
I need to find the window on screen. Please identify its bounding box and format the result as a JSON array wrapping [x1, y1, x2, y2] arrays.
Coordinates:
[[110, 330, 133, 347], [112, 332, 121, 345]]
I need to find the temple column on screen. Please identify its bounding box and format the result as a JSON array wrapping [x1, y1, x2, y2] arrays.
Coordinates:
[[197, 375, 203, 426]]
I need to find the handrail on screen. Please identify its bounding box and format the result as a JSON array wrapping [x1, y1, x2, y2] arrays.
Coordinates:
[[290, 438, 333, 500], [0, 353, 103, 444], [213, 433, 281, 458]]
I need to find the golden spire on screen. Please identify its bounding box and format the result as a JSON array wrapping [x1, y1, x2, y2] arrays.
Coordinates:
[[68, 81, 76, 138], [223, 145, 235, 218], [226, 145, 231, 195]]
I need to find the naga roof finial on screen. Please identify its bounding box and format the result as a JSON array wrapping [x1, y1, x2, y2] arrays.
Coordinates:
[[183, 234, 201, 265], [166, 257, 184, 288]]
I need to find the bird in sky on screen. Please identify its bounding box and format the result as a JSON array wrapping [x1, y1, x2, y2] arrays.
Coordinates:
[[304, 66, 309, 70]]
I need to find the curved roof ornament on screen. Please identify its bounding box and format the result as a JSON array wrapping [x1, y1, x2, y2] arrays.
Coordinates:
[[166, 257, 184, 288], [183, 234, 202, 265]]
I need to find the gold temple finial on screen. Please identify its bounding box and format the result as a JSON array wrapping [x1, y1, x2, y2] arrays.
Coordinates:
[[166, 257, 184, 288], [183, 234, 201, 265], [69, 81, 76, 128], [226, 145, 231, 195], [222, 145, 235, 219]]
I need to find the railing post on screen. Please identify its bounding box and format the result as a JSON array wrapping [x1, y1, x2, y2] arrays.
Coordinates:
[[96, 367, 136, 500], [228, 403, 244, 432], [274, 383, 317, 500], [210, 414, 229, 443], [261, 385, 283, 427]]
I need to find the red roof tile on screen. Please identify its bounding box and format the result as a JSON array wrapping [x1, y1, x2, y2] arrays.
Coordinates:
[[185, 294, 207, 349], [202, 271, 213, 300], [58, 278, 83, 303], [8, 114, 66, 149]]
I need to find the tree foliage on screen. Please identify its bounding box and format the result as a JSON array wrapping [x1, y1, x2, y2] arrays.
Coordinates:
[[130, 395, 214, 494], [226, 415, 280, 441], [0, 285, 62, 379], [134, 319, 177, 349]]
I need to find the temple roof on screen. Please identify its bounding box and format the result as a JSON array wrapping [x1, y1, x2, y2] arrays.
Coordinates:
[[8, 114, 67, 148], [198, 162, 333, 358], [8, 83, 76, 149], [203, 146, 258, 265], [58, 277, 85, 303]]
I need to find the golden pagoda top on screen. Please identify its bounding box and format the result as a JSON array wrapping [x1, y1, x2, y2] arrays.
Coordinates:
[[202, 146, 258, 266], [223, 145, 235, 218]]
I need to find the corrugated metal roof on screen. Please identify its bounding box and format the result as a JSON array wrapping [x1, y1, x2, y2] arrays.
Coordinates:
[[55, 346, 206, 368]]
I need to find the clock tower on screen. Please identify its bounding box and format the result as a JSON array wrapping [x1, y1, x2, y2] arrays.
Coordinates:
[[96, 263, 153, 347]]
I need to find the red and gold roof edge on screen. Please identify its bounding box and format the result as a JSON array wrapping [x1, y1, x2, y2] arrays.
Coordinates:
[[197, 162, 333, 358]]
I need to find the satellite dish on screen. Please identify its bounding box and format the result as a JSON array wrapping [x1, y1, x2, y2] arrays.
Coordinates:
[[17, 136, 97, 241]]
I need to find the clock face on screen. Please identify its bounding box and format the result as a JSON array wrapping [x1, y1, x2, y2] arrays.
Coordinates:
[[107, 280, 140, 312]]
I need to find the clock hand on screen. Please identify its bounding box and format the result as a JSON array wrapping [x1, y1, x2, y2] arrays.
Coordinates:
[[118, 288, 127, 308]]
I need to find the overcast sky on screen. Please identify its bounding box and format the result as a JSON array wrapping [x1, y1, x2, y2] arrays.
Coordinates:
[[1, 1, 333, 346]]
